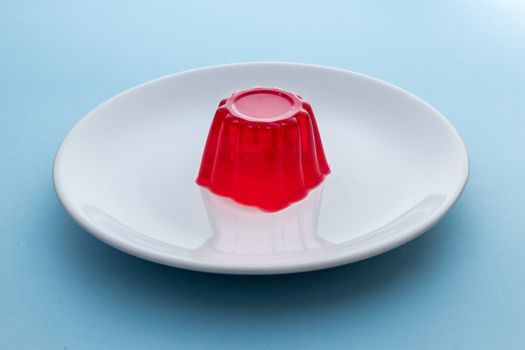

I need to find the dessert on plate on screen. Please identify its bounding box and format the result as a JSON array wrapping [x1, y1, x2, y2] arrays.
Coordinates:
[[196, 87, 330, 212]]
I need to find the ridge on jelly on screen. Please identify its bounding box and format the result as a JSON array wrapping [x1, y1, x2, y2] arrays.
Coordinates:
[[196, 87, 330, 212]]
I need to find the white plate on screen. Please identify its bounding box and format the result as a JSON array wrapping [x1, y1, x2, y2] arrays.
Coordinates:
[[53, 63, 469, 274]]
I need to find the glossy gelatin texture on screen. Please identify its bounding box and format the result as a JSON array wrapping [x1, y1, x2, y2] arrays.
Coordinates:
[[196, 88, 330, 212]]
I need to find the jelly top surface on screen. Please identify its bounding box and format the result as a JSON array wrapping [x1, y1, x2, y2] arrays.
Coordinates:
[[227, 88, 301, 122]]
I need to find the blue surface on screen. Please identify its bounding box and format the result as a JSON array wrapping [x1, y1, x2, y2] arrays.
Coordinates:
[[1, 1, 524, 349]]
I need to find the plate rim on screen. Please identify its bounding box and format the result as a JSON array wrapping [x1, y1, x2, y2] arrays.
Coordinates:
[[53, 62, 470, 274]]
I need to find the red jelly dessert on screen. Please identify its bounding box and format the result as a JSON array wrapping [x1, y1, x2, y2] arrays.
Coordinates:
[[196, 87, 330, 212]]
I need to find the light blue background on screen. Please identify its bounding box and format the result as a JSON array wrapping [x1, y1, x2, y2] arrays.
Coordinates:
[[1, 1, 524, 349]]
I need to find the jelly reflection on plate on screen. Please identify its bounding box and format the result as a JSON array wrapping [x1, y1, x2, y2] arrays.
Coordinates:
[[198, 183, 331, 255]]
